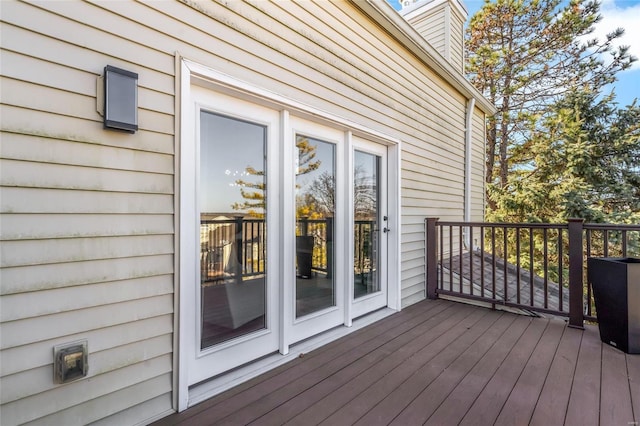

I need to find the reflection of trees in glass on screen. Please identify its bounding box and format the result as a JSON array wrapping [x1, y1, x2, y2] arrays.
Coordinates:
[[232, 137, 320, 217], [231, 166, 265, 217], [354, 165, 376, 220], [301, 172, 334, 218], [295, 166, 376, 220]]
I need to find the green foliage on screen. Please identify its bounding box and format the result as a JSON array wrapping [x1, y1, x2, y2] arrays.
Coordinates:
[[487, 89, 640, 224], [466, 0, 636, 210]]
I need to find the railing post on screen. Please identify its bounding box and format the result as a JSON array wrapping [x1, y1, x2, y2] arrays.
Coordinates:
[[234, 216, 244, 280], [568, 218, 584, 329], [426, 217, 439, 300]]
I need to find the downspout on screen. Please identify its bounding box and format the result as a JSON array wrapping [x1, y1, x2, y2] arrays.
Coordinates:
[[464, 98, 475, 249]]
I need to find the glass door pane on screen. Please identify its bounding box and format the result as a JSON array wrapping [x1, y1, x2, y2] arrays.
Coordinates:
[[295, 135, 336, 317], [200, 111, 267, 349], [354, 150, 380, 298]]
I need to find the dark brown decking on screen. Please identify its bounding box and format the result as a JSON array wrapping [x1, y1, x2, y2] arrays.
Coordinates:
[[155, 299, 639, 426]]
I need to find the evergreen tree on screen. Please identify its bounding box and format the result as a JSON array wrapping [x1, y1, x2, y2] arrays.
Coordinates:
[[232, 137, 320, 217], [488, 89, 640, 224], [465, 0, 635, 210]]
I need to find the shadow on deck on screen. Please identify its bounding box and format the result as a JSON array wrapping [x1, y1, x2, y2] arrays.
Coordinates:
[[154, 299, 639, 425]]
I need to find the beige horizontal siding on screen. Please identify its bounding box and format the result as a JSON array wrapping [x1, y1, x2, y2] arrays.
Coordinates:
[[1, 5, 176, 418], [0, 159, 173, 195], [0, 213, 173, 241], [0, 0, 487, 422], [0, 186, 173, 214], [1, 334, 172, 405], [1, 293, 173, 349], [1, 275, 173, 322], [450, 5, 465, 72], [407, 2, 447, 56], [0, 132, 174, 174], [0, 106, 174, 155], [31, 376, 173, 426], [0, 314, 173, 377], [1, 356, 172, 425], [0, 254, 174, 295], [0, 28, 174, 96], [89, 393, 174, 426]]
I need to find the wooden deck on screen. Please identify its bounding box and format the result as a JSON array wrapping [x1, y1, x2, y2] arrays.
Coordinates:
[[155, 299, 639, 426]]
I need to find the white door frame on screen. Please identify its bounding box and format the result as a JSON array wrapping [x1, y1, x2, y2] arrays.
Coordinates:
[[178, 58, 401, 411], [285, 116, 346, 344], [350, 137, 389, 319]]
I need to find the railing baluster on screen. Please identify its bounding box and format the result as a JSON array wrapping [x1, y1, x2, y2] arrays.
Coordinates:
[[529, 228, 534, 307], [543, 228, 548, 309], [503, 227, 508, 303], [491, 226, 496, 308], [469, 225, 474, 296], [439, 223, 444, 291], [558, 228, 563, 312], [459, 226, 463, 294], [480, 226, 485, 299], [449, 226, 453, 292], [586, 228, 592, 317], [516, 228, 521, 305]]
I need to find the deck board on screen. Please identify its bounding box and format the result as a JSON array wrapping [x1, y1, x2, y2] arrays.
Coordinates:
[[158, 300, 445, 426], [564, 325, 602, 426], [628, 353, 640, 421], [600, 343, 635, 425], [459, 316, 548, 425], [389, 313, 518, 425], [424, 315, 532, 425], [153, 299, 639, 426], [529, 324, 582, 426], [235, 303, 465, 425], [493, 319, 564, 425], [353, 309, 501, 426], [267, 302, 471, 425], [312, 304, 484, 426]]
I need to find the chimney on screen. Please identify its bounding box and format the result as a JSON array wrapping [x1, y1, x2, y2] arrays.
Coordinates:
[[400, 0, 468, 73]]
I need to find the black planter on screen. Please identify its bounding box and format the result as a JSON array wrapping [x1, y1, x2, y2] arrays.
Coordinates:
[[296, 236, 314, 279], [587, 257, 640, 354]]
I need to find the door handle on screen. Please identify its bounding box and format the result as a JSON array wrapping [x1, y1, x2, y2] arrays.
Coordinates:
[[383, 227, 390, 233]]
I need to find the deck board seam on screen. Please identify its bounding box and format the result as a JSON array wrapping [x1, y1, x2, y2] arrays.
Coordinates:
[[216, 303, 470, 424], [273, 304, 482, 425], [421, 313, 526, 425], [493, 318, 552, 424], [348, 308, 497, 426], [562, 329, 584, 425], [255, 304, 472, 424], [358, 311, 504, 424]]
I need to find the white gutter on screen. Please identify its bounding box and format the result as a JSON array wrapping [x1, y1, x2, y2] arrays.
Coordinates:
[[464, 97, 475, 250], [464, 97, 475, 223]]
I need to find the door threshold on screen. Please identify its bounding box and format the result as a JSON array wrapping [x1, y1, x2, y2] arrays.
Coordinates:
[[187, 307, 397, 408]]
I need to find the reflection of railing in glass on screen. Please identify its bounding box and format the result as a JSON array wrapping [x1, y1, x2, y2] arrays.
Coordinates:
[[200, 217, 266, 284], [200, 217, 377, 282], [296, 217, 333, 276]]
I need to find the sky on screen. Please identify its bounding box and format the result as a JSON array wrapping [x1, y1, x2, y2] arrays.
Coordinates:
[[387, 0, 640, 108]]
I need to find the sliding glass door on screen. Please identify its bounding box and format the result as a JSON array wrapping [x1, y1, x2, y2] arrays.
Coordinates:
[[352, 137, 388, 318], [186, 86, 280, 385]]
